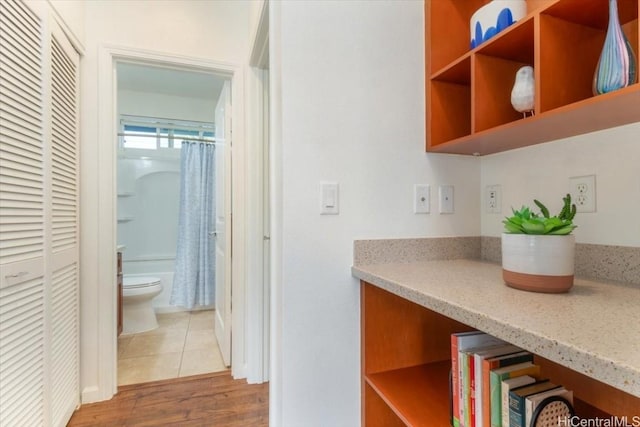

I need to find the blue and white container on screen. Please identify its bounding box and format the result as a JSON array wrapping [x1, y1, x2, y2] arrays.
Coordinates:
[[470, 0, 527, 49]]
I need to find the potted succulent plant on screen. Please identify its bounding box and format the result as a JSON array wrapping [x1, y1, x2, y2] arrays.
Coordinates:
[[502, 194, 577, 293]]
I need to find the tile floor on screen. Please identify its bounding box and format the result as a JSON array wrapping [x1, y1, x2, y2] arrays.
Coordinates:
[[117, 310, 227, 386]]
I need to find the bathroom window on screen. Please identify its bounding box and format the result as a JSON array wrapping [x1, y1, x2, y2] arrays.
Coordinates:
[[119, 115, 215, 151], [122, 125, 158, 149]]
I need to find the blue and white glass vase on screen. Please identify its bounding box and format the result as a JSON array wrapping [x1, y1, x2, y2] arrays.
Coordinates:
[[593, 0, 638, 95]]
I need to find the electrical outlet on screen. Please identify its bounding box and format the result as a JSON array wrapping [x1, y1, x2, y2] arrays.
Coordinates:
[[569, 175, 596, 213], [485, 185, 501, 213]]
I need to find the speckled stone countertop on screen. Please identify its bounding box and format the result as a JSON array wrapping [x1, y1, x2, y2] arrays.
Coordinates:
[[352, 259, 640, 398]]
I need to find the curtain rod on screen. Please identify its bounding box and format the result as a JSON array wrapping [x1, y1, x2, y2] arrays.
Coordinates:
[[117, 132, 223, 145]]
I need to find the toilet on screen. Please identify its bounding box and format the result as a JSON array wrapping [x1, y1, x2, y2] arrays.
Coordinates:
[[122, 276, 163, 335]]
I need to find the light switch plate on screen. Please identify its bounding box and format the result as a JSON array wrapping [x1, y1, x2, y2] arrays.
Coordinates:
[[439, 185, 454, 214], [320, 182, 339, 215]]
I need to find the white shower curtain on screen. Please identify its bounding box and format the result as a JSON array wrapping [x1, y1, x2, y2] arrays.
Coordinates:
[[170, 142, 215, 309]]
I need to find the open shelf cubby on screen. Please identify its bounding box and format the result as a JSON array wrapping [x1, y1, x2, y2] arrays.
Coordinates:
[[361, 282, 640, 427], [425, 0, 640, 155]]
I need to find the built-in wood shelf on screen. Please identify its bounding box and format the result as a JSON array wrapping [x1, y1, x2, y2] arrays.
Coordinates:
[[425, 0, 640, 155], [360, 281, 640, 426]]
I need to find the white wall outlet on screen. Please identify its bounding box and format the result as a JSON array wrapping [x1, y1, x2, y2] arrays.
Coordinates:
[[485, 184, 501, 214], [414, 184, 430, 214], [569, 175, 596, 213], [439, 185, 454, 214]]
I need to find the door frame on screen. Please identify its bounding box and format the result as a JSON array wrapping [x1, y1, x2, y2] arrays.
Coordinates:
[[92, 45, 248, 399], [246, 0, 271, 385], [214, 80, 233, 367]]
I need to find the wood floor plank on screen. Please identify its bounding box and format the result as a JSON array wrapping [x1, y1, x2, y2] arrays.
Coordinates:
[[67, 371, 268, 426]]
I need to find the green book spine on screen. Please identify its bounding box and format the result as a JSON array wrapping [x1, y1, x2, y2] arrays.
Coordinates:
[[461, 352, 469, 427], [489, 363, 540, 427], [489, 371, 502, 427]]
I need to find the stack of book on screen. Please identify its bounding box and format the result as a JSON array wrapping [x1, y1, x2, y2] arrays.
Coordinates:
[[451, 331, 574, 427]]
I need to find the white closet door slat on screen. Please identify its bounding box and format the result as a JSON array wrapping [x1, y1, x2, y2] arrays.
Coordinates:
[[50, 27, 78, 251], [0, 32, 41, 85], [0, 182, 41, 197], [0, 0, 44, 266], [49, 23, 80, 426], [52, 126, 76, 151], [0, 156, 42, 176], [0, 50, 41, 94], [0, 276, 45, 427], [0, 0, 41, 46], [0, 221, 41, 233], [52, 161, 75, 178], [0, 148, 42, 170], [0, 125, 42, 152], [0, 83, 42, 122], [50, 263, 78, 427]]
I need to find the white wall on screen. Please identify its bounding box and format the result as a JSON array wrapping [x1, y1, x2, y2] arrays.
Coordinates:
[[80, 0, 251, 402], [481, 123, 640, 247], [49, 0, 85, 48], [271, 1, 481, 425], [117, 158, 181, 259], [118, 90, 216, 123]]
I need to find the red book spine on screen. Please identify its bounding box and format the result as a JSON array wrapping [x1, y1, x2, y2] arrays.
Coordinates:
[[452, 335, 460, 426], [470, 353, 476, 427]]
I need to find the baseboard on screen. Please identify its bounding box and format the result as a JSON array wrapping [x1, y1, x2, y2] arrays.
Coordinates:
[[81, 385, 113, 404]]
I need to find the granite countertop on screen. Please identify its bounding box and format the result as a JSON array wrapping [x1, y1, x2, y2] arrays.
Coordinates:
[[352, 258, 640, 398]]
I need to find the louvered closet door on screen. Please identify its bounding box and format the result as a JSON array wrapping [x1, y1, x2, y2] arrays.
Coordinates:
[[0, 0, 46, 426], [48, 21, 80, 427]]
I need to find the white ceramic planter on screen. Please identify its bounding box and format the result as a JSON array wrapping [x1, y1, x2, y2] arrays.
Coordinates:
[[470, 0, 527, 48], [501, 233, 575, 293]]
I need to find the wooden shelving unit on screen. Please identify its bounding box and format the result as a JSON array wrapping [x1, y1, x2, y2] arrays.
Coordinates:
[[425, 0, 640, 155], [361, 282, 640, 426], [361, 282, 473, 426]]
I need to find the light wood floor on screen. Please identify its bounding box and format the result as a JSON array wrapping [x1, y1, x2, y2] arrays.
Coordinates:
[[67, 371, 269, 426], [118, 310, 225, 385]]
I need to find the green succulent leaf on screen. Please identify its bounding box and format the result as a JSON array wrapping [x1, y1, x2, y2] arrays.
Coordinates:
[[547, 224, 577, 235], [534, 199, 550, 218], [503, 196, 577, 235], [521, 219, 546, 234], [503, 222, 523, 233], [507, 216, 523, 226]]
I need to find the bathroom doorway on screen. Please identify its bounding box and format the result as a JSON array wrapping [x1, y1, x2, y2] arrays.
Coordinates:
[[115, 62, 232, 385]]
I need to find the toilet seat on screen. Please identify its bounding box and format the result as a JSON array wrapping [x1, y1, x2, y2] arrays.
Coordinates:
[[124, 276, 161, 289]]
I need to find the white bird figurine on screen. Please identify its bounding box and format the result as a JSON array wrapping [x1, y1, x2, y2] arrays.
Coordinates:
[[511, 65, 535, 117]]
